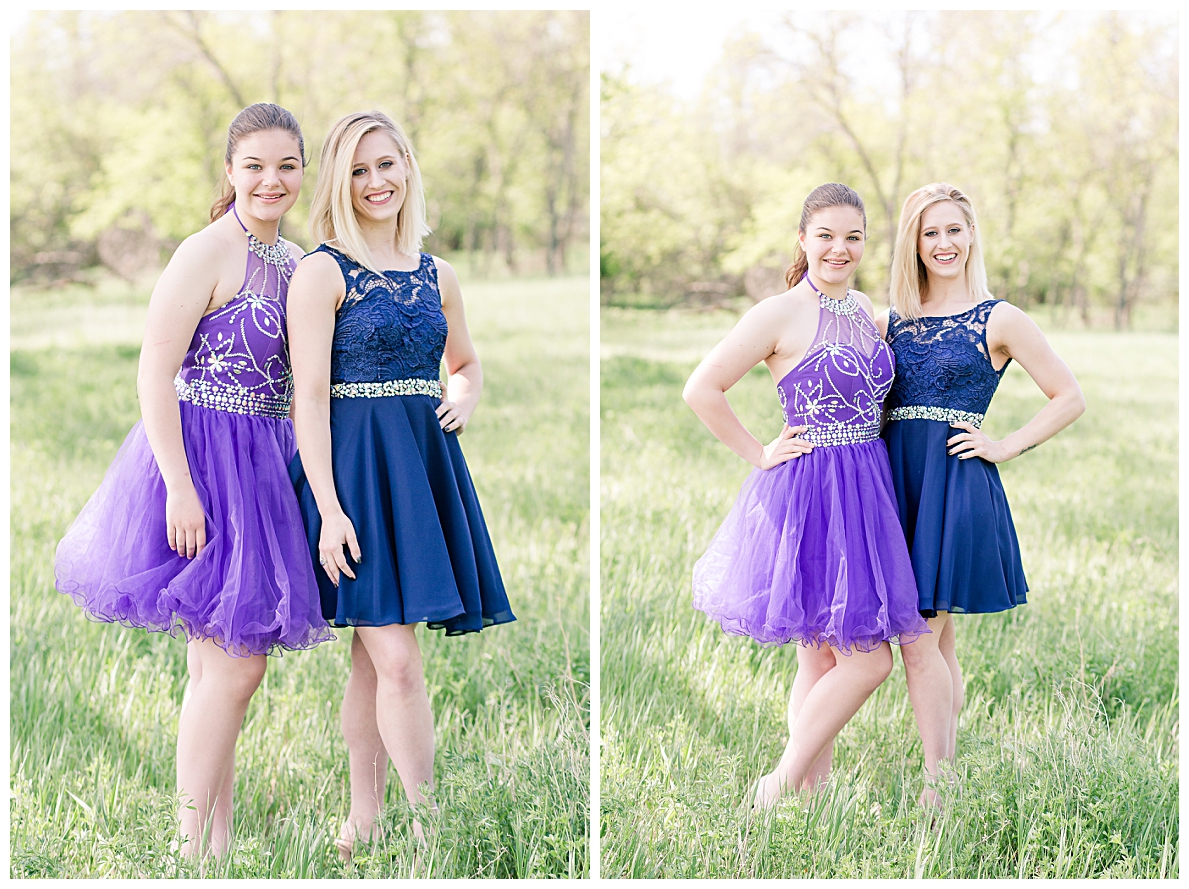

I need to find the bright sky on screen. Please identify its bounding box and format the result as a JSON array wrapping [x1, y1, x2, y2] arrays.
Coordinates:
[[599, 9, 787, 101], [599, 9, 1176, 103]]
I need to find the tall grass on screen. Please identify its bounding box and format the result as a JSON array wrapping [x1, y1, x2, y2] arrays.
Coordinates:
[[10, 274, 589, 878], [600, 307, 1177, 878]]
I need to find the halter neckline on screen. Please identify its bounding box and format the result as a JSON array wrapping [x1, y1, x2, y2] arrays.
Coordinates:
[[229, 202, 291, 266], [803, 275, 858, 316]]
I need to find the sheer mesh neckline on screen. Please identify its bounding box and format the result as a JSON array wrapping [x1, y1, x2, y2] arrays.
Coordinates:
[[902, 299, 998, 321]]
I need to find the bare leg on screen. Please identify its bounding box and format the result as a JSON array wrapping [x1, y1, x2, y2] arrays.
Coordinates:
[[899, 613, 953, 808], [787, 644, 836, 792], [756, 642, 893, 808], [337, 631, 390, 855], [180, 645, 237, 846], [176, 638, 266, 858], [355, 625, 435, 841], [937, 617, 963, 760]]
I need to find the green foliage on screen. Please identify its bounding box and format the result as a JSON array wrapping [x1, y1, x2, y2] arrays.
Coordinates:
[[599, 307, 1177, 877], [600, 12, 1178, 330], [10, 275, 589, 877], [12, 11, 589, 283]]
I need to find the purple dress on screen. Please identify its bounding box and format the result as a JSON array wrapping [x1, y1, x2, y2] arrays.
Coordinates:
[[55, 222, 334, 657], [692, 292, 928, 652]]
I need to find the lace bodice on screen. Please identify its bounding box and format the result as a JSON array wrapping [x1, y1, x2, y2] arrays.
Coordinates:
[[884, 300, 1009, 425], [777, 293, 895, 447], [174, 233, 297, 418], [314, 246, 447, 386]]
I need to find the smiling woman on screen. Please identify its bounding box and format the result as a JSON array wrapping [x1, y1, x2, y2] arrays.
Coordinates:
[[52, 103, 331, 860], [286, 110, 516, 861], [683, 182, 927, 809]]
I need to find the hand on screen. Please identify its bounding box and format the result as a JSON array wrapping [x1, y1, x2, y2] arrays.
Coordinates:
[[319, 510, 361, 587], [436, 397, 468, 434], [947, 421, 1011, 463], [165, 483, 206, 559], [757, 424, 813, 469]]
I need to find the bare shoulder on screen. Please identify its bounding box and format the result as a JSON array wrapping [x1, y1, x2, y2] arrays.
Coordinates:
[[850, 288, 877, 316], [431, 255, 459, 284], [987, 299, 1040, 335], [291, 248, 344, 293], [283, 238, 306, 261], [171, 223, 233, 270], [431, 255, 463, 304], [743, 289, 801, 325]]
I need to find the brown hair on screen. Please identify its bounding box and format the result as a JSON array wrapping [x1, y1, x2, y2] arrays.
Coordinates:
[[209, 103, 307, 222], [889, 182, 992, 319], [784, 183, 867, 289]]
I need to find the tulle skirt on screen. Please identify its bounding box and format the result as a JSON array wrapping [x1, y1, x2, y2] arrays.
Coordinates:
[[883, 418, 1028, 616], [289, 393, 515, 634], [55, 401, 334, 656], [693, 439, 928, 652]]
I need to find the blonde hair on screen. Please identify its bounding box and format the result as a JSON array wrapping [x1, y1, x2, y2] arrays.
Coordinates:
[[308, 111, 430, 271], [889, 182, 993, 319], [784, 183, 867, 289]]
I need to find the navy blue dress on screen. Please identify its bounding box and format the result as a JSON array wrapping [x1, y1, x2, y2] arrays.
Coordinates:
[[290, 246, 515, 633], [881, 300, 1028, 617]]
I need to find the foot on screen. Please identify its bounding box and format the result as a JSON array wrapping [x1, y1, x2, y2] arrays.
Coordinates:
[[751, 772, 786, 811], [334, 817, 380, 864]]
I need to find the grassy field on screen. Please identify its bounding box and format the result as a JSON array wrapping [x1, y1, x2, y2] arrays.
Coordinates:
[[10, 272, 589, 878], [600, 306, 1177, 878]]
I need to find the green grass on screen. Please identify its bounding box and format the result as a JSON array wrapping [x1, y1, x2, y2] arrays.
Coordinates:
[[10, 273, 590, 878], [599, 306, 1177, 878]]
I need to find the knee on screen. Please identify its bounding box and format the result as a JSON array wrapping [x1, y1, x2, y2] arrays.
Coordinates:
[[854, 645, 893, 689], [369, 644, 424, 697], [872, 647, 894, 685], [900, 637, 939, 673], [217, 656, 267, 703]]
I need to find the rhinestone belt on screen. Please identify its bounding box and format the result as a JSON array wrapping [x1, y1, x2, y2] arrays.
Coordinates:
[[790, 419, 882, 447], [886, 405, 984, 428], [175, 375, 291, 419], [330, 378, 442, 399]]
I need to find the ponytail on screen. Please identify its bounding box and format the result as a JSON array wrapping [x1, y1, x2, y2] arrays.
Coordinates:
[[782, 183, 866, 290]]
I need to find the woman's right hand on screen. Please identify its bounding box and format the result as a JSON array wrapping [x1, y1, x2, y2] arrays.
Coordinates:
[[165, 483, 207, 558], [319, 510, 362, 586], [756, 424, 813, 469]]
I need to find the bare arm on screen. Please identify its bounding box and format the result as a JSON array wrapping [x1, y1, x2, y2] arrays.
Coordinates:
[[288, 251, 359, 584], [136, 234, 221, 558], [434, 257, 482, 434], [682, 301, 812, 469], [947, 303, 1086, 462]]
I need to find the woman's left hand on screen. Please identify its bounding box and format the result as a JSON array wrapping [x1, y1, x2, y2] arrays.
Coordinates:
[[946, 421, 1012, 463], [437, 398, 467, 434]]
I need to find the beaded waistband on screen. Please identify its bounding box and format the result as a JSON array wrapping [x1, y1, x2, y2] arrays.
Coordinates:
[[175, 375, 291, 419], [790, 419, 882, 448], [886, 405, 984, 428], [330, 378, 442, 399]]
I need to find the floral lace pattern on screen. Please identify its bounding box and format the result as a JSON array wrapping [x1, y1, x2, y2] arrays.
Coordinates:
[[315, 246, 448, 385], [884, 300, 1009, 417], [777, 300, 894, 447], [175, 236, 296, 417]]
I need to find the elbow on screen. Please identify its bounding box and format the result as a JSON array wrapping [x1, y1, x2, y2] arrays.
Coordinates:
[[1068, 386, 1087, 421], [682, 378, 698, 409]]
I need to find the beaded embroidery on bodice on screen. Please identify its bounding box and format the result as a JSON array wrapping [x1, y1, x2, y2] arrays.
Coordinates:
[[174, 230, 296, 419], [884, 300, 1009, 424], [777, 293, 895, 447], [316, 246, 448, 388]]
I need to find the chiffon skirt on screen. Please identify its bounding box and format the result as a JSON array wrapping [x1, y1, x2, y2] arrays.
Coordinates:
[[289, 393, 515, 634], [883, 418, 1028, 616], [693, 439, 928, 652], [54, 402, 334, 656]]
